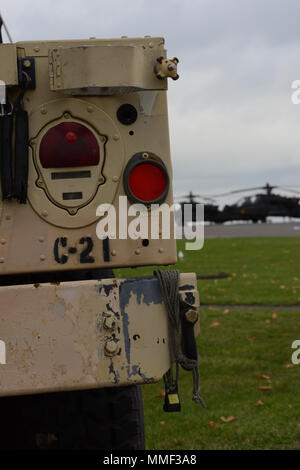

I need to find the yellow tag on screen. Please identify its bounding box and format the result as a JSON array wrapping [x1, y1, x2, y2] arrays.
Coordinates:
[[168, 393, 180, 405]]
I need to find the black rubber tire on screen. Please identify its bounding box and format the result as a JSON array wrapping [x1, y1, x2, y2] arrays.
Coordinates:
[[0, 385, 145, 450]]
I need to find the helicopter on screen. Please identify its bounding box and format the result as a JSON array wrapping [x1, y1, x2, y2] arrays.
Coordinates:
[[176, 184, 300, 224], [174, 191, 225, 224]]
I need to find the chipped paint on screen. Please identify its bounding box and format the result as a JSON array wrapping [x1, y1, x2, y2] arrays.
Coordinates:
[[120, 298, 131, 364], [179, 284, 194, 291], [120, 278, 163, 308], [99, 283, 120, 318], [100, 283, 115, 297], [0, 275, 195, 396], [182, 292, 195, 305], [108, 360, 120, 384], [119, 278, 163, 365], [125, 364, 155, 383]]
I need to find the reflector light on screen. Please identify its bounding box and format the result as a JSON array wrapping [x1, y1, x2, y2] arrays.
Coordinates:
[[65, 131, 77, 143], [40, 122, 100, 168], [129, 163, 166, 201], [124, 153, 169, 204]]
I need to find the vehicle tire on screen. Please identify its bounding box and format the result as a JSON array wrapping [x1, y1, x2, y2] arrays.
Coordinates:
[[0, 385, 145, 450]]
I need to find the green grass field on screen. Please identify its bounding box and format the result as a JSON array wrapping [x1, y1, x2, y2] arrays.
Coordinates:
[[116, 237, 300, 305], [117, 237, 300, 449], [143, 307, 300, 450]]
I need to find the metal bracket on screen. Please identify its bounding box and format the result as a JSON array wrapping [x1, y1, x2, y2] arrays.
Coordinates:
[[17, 57, 36, 89]]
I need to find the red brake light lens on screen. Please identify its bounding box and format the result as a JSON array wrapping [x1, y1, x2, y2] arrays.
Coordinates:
[[39, 122, 100, 168], [124, 153, 169, 204], [129, 163, 167, 201]]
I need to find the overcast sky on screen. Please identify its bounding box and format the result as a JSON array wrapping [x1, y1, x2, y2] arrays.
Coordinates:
[[1, 0, 300, 201]]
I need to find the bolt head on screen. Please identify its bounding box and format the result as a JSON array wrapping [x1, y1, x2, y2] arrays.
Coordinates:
[[23, 59, 31, 68], [185, 309, 198, 324], [105, 340, 118, 355], [104, 316, 116, 330]]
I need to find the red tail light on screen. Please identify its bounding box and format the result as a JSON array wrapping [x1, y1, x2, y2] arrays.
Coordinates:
[[124, 153, 169, 204], [39, 122, 100, 168]]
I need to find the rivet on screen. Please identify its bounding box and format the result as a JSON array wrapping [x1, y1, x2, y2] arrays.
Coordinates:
[[103, 317, 116, 330], [159, 248, 164, 253], [87, 105, 93, 113], [113, 134, 120, 141], [185, 309, 198, 324], [63, 112, 70, 119], [23, 59, 31, 68], [135, 249, 141, 255], [40, 255, 46, 261], [39, 236, 45, 243], [104, 341, 118, 355], [40, 107, 47, 115], [0, 239, 6, 245], [112, 176, 119, 182], [41, 210, 48, 217], [34, 46, 40, 52], [0, 258, 4, 263], [111, 249, 117, 256]]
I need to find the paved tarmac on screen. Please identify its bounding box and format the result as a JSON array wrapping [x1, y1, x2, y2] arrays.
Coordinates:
[[204, 222, 300, 238]]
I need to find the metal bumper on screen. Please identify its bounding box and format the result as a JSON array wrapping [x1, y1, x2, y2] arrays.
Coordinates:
[[0, 273, 199, 397]]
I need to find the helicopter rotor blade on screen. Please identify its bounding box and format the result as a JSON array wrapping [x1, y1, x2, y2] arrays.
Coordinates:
[[204, 186, 269, 198], [175, 183, 300, 202], [174, 194, 215, 202], [174, 194, 201, 199], [278, 186, 300, 195]]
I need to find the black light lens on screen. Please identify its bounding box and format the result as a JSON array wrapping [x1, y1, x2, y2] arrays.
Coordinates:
[[117, 104, 138, 125]]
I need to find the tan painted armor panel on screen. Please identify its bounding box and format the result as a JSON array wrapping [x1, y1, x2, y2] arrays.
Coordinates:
[[0, 37, 176, 276], [0, 274, 199, 396]]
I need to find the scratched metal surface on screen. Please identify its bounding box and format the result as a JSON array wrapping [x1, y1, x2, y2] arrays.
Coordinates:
[[0, 277, 171, 396]]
